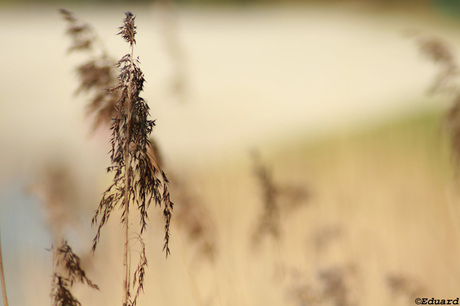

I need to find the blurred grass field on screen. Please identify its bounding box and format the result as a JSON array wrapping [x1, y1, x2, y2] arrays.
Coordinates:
[[4, 104, 460, 306], [131, 107, 460, 306]]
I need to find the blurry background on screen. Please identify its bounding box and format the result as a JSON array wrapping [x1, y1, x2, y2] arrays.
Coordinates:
[[1, 0, 460, 305]]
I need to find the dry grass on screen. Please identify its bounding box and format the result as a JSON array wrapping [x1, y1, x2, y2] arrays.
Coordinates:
[[27, 159, 97, 305], [51, 241, 98, 306], [177, 109, 456, 306], [4, 7, 459, 306], [412, 32, 460, 168], [80, 12, 174, 306], [10, 105, 459, 306], [60, 9, 119, 131], [93, 109, 456, 306], [60, 9, 222, 305], [250, 150, 309, 248]]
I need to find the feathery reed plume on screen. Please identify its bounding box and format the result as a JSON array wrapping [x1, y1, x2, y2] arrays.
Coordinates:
[[28, 161, 96, 305], [60, 9, 97, 52], [90, 12, 173, 306], [412, 32, 460, 165], [0, 229, 8, 306], [250, 151, 309, 246], [414, 34, 458, 94], [60, 9, 119, 131], [251, 151, 281, 245], [51, 241, 98, 306]]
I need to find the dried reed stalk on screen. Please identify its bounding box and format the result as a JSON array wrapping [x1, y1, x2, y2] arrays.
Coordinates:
[[250, 151, 309, 246], [412, 33, 460, 166], [60, 9, 119, 131], [62, 4, 174, 266], [251, 151, 281, 245], [0, 229, 8, 306], [51, 241, 98, 306], [89, 12, 173, 306], [27, 160, 96, 305], [250, 151, 309, 281]]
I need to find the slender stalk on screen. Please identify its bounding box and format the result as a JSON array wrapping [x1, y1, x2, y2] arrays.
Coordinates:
[[90, 12, 174, 305], [123, 206, 130, 306], [122, 135, 131, 305], [122, 43, 135, 306], [0, 230, 8, 306]]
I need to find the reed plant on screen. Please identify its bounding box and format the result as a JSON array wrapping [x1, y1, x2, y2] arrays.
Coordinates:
[[60, 9, 118, 130], [62, 9, 176, 305], [51, 241, 98, 306], [80, 12, 174, 306], [250, 151, 309, 248], [61, 6, 213, 272], [28, 159, 98, 305], [412, 32, 460, 166]]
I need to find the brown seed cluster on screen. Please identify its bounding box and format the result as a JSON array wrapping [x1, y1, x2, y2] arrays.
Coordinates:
[[60, 9, 119, 131], [251, 151, 309, 246], [87, 12, 173, 306], [414, 33, 460, 167], [51, 241, 98, 306]]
